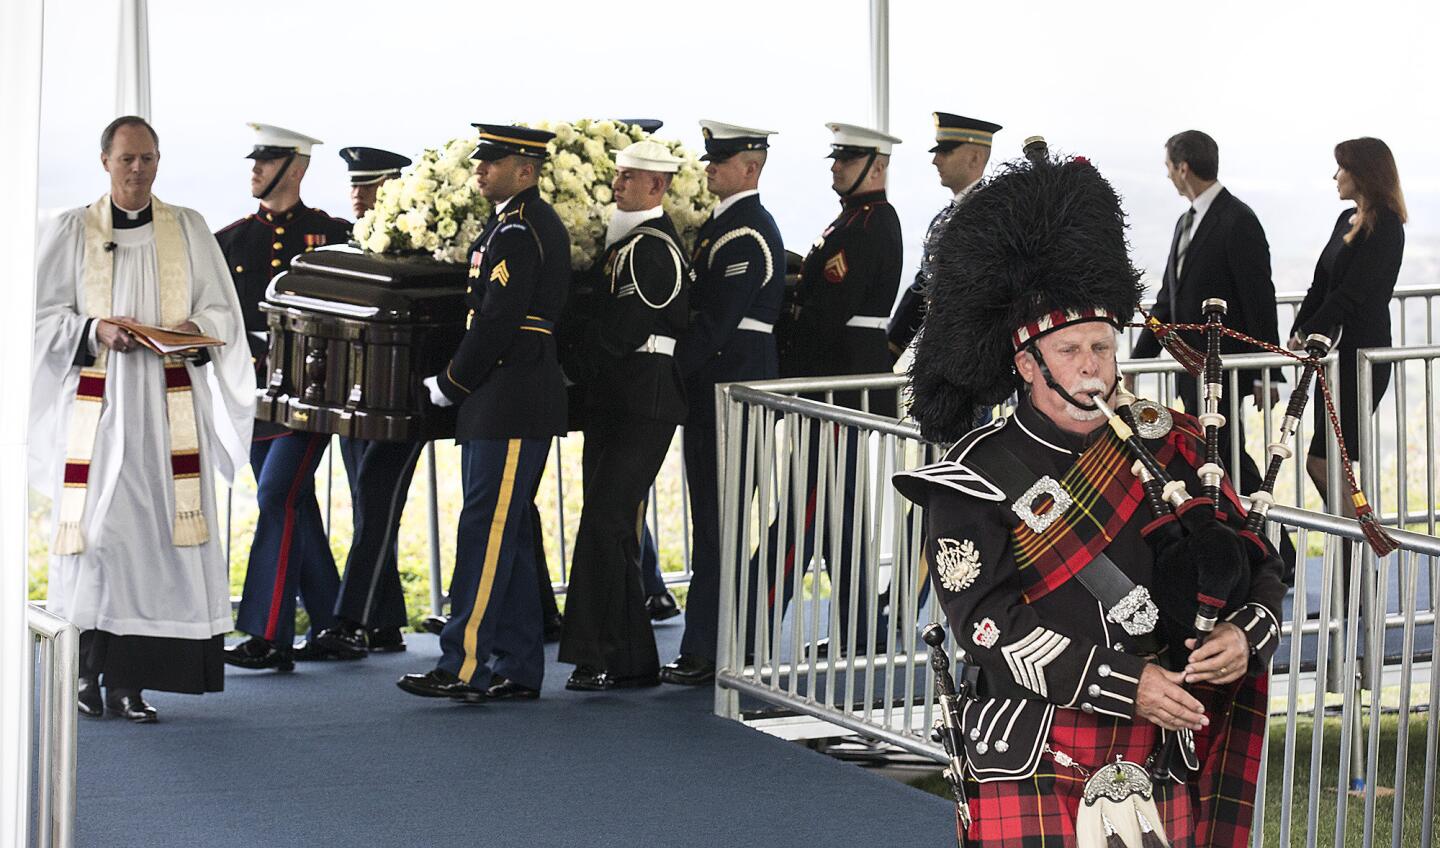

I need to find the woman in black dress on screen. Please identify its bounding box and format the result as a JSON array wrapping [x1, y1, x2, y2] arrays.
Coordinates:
[[1289, 137, 1407, 509]]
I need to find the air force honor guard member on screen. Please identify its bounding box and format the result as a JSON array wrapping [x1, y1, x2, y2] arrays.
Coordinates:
[[662, 120, 784, 686], [218, 123, 353, 671], [316, 146, 419, 658], [887, 113, 1001, 357], [398, 123, 570, 703], [559, 140, 689, 691]]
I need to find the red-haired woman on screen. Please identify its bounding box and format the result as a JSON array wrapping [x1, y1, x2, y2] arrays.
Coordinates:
[[1290, 137, 1407, 506]]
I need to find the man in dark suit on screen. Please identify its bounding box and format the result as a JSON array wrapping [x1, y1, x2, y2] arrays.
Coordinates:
[[396, 123, 570, 703], [662, 120, 784, 686], [1131, 130, 1283, 497]]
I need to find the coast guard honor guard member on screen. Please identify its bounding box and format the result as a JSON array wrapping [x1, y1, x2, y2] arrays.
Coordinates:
[[662, 120, 784, 686], [887, 112, 1001, 358], [559, 140, 689, 691], [218, 123, 353, 671], [897, 155, 1283, 848], [315, 145, 419, 658], [398, 123, 570, 703]]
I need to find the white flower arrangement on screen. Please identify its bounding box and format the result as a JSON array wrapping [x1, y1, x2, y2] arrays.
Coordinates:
[[352, 120, 715, 268]]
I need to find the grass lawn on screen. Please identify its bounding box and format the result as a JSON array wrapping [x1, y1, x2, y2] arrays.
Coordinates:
[[907, 713, 1437, 847]]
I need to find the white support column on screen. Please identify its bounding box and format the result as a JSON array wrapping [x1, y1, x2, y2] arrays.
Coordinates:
[[869, 0, 890, 132], [0, 0, 46, 842], [116, 0, 151, 118]]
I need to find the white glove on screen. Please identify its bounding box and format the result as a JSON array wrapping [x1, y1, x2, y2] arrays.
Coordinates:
[[423, 376, 454, 408]]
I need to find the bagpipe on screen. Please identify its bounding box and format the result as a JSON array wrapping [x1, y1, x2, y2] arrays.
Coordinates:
[[1094, 299, 1396, 780], [923, 623, 978, 848]]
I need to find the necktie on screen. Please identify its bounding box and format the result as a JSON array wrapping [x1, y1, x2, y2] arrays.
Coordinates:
[[1175, 205, 1196, 276]]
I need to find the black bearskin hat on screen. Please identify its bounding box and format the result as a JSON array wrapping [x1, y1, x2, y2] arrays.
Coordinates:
[[908, 156, 1143, 443]]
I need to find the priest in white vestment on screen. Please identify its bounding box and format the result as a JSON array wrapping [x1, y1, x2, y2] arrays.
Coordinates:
[[29, 116, 254, 722]]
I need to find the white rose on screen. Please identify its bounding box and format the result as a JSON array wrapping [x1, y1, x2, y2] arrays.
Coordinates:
[[437, 217, 459, 238], [593, 185, 612, 204], [365, 232, 392, 253]]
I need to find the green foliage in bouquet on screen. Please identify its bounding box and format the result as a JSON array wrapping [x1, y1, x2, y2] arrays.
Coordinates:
[[353, 119, 715, 269]]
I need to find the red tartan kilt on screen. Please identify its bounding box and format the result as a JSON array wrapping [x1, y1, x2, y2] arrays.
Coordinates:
[[964, 708, 1195, 848]]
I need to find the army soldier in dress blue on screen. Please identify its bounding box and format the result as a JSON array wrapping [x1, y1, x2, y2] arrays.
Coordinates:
[[307, 146, 419, 659], [662, 120, 784, 686], [887, 112, 1001, 359], [897, 156, 1284, 848], [218, 123, 354, 671], [759, 123, 903, 656], [397, 123, 570, 703], [559, 141, 689, 691]]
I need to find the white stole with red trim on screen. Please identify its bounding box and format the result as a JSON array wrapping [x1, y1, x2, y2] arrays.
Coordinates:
[[53, 195, 207, 554]]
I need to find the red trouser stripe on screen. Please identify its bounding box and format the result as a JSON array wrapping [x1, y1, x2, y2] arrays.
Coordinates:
[[769, 487, 819, 606], [264, 436, 324, 640]]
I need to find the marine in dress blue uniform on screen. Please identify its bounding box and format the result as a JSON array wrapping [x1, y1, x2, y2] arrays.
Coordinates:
[[758, 123, 904, 656], [218, 123, 354, 671], [397, 123, 570, 702], [661, 120, 784, 685]]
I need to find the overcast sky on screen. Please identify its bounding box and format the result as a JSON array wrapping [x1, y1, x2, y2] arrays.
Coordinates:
[[36, 0, 1440, 298]]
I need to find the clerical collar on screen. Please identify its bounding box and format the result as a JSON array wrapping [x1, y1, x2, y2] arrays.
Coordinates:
[[1013, 394, 1107, 455], [258, 201, 307, 224], [712, 189, 758, 219], [111, 200, 153, 229], [842, 189, 886, 210], [606, 205, 664, 248]]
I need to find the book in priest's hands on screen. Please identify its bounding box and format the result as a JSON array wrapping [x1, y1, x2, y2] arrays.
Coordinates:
[[109, 318, 225, 355]]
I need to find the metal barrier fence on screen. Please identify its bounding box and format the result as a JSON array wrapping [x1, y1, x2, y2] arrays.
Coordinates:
[[26, 603, 77, 848], [712, 362, 1437, 848]]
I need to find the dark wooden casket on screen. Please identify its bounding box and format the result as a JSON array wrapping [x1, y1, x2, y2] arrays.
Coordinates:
[[257, 248, 467, 441]]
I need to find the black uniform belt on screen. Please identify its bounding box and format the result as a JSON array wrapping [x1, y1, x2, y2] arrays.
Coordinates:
[[520, 315, 554, 335], [975, 440, 1161, 652]]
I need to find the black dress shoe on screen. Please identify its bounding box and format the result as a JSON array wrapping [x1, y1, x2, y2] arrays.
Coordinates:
[[645, 591, 681, 622], [77, 676, 103, 718], [367, 627, 407, 652], [806, 636, 886, 659], [565, 666, 661, 691], [223, 637, 295, 671], [421, 615, 449, 636], [543, 613, 564, 643], [396, 668, 482, 701], [314, 623, 368, 660], [484, 676, 540, 701], [105, 690, 158, 723], [659, 654, 716, 686], [292, 639, 344, 662]]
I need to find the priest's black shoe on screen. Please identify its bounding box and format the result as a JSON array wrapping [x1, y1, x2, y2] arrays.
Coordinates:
[[223, 636, 295, 671], [484, 676, 540, 701], [77, 676, 103, 718], [367, 627, 407, 652], [646, 591, 681, 622], [659, 654, 715, 686], [106, 690, 158, 723], [396, 668, 482, 701], [314, 623, 369, 660], [543, 613, 564, 643], [421, 615, 449, 636], [566, 666, 661, 691]]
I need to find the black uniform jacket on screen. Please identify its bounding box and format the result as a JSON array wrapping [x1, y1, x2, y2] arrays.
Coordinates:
[[216, 201, 352, 436], [887, 198, 958, 354], [437, 185, 571, 440], [1131, 188, 1284, 386], [783, 189, 903, 414], [674, 193, 784, 429], [893, 397, 1286, 781], [1290, 206, 1405, 350], [564, 212, 689, 425]]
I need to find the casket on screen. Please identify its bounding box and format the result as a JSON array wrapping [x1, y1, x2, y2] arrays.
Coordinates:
[[257, 248, 467, 441]]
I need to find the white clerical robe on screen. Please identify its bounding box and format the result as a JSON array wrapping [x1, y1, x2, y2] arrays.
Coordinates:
[[29, 203, 255, 640]]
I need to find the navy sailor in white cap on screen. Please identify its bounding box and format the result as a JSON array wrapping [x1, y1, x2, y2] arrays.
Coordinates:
[[662, 120, 785, 686]]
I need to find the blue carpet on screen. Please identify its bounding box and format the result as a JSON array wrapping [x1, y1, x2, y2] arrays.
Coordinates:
[[76, 622, 952, 848]]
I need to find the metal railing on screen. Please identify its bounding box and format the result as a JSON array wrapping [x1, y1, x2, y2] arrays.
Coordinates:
[[26, 603, 77, 848], [712, 364, 1437, 848]]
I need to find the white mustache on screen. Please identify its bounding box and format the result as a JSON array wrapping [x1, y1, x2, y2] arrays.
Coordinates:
[[1064, 378, 1109, 421]]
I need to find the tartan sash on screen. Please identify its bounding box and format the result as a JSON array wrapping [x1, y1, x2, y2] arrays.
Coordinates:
[[53, 195, 206, 554], [1010, 429, 1189, 603]]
